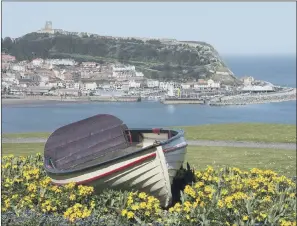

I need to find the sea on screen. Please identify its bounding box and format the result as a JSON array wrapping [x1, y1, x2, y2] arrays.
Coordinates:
[[2, 55, 296, 133]]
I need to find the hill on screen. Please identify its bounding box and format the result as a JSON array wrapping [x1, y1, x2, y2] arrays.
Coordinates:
[[2, 33, 239, 83]]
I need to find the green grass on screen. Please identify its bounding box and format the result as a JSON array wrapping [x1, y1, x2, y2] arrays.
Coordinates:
[[2, 132, 51, 139], [2, 143, 45, 156], [175, 123, 296, 143], [185, 146, 296, 177], [3, 123, 296, 143], [2, 143, 296, 177]]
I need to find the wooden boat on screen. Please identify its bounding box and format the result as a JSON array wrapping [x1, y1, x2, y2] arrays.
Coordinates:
[[44, 114, 187, 207]]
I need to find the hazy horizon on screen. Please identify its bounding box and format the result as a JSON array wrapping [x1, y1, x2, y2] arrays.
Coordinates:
[[2, 2, 296, 56]]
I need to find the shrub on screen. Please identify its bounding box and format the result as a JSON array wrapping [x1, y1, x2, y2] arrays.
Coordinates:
[[1, 154, 296, 226]]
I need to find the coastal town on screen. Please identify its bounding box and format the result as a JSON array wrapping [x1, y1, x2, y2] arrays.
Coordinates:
[[1, 52, 296, 105]]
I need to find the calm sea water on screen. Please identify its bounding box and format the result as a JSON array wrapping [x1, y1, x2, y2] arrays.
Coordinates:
[[2, 55, 296, 133]]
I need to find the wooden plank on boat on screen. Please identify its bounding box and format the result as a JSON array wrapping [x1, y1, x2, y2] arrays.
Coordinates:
[[44, 114, 131, 170]]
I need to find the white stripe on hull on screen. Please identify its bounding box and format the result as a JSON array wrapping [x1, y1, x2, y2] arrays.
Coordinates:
[[50, 146, 172, 207], [164, 146, 187, 184]]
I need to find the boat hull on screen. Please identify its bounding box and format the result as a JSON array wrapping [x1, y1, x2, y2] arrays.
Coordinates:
[[163, 136, 187, 184], [47, 146, 172, 207]]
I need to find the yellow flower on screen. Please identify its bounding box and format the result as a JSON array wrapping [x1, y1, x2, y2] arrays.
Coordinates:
[[184, 185, 196, 198], [121, 209, 128, 216], [65, 182, 76, 189], [69, 194, 76, 201], [127, 211, 134, 219], [138, 192, 147, 200], [217, 200, 224, 208], [131, 204, 139, 211], [242, 215, 249, 221], [140, 202, 146, 209]]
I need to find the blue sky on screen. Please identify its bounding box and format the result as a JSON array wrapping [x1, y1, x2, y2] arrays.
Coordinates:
[[2, 2, 296, 55]]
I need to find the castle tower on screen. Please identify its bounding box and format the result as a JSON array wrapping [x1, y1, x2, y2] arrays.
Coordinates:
[[44, 21, 52, 31]]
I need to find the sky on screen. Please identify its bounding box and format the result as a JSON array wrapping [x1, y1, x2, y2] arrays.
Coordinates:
[[2, 2, 296, 56]]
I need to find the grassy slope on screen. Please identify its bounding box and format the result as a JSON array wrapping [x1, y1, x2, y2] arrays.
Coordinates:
[[185, 146, 296, 177], [2, 132, 51, 139], [2, 143, 296, 177], [2, 124, 296, 143], [175, 123, 296, 143]]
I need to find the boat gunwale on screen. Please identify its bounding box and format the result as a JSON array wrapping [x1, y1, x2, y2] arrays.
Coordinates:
[[44, 128, 185, 176]]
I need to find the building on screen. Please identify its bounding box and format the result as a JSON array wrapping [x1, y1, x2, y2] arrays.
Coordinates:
[[241, 85, 274, 93], [11, 65, 26, 72], [83, 82, 97, 90], [81, 62, 97, 68], [55, 88, 81, 97], [2, 54, 16, 62], [45, 59, 76, 66], [194, 79, 208, 90], [32, 58, 44, 67], [242, 76, 255, 86], [147, 79, 159, 88], [207, 79, 220, 88], [129, 80, 141, 88]]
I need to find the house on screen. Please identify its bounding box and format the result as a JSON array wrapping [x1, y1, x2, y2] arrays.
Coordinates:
[[45, 59, 76, 66], [11, 65, 26, 72], [241, 76, 255, 86], [55, 88, 81, 97], [181, 83, 192, 90], [135, 72, 144, 77], [194, 79, 208, 90], [27, 86, 51, 95], [241, 85, 274, 93], [215, 71, 230, 76], [207, 79, 220, 88], [112, 65, 136, 78], [32, 58, 44, 67], [83, 82, 97, 90], [129, 80, 141, 88], [2, 54, 16, 62], [74, 82, 81, 89], [81, 62, 97, 68], [147, 79, 159, 88]]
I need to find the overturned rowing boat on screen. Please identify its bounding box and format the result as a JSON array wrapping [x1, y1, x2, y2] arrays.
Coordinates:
[[44, 114, 187, 207]]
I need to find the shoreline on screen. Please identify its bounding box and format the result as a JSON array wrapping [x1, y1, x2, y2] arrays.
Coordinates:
[[1, 96, 140, 106], [2, 88, 296, 106]]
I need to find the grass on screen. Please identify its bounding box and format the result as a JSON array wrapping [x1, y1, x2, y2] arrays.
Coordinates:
[[2, 143, 45, 156], [185, 146, 296, 177], [2, 123, 296, 143], [2, 143, 296, 177], [175, 123, 296, 143], [2, 132, 51, 139]]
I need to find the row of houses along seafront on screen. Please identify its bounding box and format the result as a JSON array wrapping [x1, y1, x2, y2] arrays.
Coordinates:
[[2, 52, 221, 89]]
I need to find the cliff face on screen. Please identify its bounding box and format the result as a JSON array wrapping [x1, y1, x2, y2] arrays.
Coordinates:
[[2, 33, 239, 84]]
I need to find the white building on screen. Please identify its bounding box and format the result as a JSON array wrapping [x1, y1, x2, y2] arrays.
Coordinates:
[[181, 83, 192, 89], [11, 65, 26, 72], [45, 59, 76, 66], [215, 71, 230, 76], [135, 72, 144, 77], [129, 80, 141, 88], [74, 82, 81, 89], [81, 62, 97, 68], [83, 82, 97, 90], [242, 76, 255, 86], [32, 58, 44, 67], [147, 79, 159, 88], [241, 85, 274, 92], [207, 79, 220, 88], [112, 65, 135, 72]]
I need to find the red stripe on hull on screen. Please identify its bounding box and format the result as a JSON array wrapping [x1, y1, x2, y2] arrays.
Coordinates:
[[52, 142, 187, 186], [53, 152, 157, 185]]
